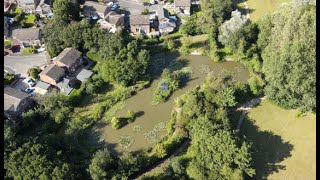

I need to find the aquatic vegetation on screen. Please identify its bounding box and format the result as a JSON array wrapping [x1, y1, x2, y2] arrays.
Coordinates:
[[144, 131, 158, 144], [119, 135, 134, 149]]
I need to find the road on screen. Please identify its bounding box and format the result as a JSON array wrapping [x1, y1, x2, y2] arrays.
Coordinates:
[[4, 52, 50, 77]]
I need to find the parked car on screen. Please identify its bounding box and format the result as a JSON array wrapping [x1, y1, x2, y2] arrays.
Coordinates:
[[150, 0, 155, 5], [107, 2, 114, 6], [23, 78, 36, 87], [24, 88, 34, 94], [111, 4, 119, 11], [37, 47, 46, 53]]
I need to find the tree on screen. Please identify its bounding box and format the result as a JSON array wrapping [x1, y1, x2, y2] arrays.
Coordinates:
[[5, 140, 56, 179], [261, 4, 316, 112], [29, 66, 41, 81], [53, 0, 70, 23], [218, 10, 247, 46], [180, 14, 202, 35], [88, 149, 117, 180]]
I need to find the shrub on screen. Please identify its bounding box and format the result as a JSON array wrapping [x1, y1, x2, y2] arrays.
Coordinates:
[[92, 104, 106, 121], [141, 8, 149, 15], [4, 73, 15, 85], [29, 67, 41, 81], [111, 117, 128, 129], [127, 110, 135, 123]]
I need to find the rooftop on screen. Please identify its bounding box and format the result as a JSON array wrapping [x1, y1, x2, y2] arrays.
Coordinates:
[[4, 87, 31, 111], [76, 69, 93, 82], [174, 0, 191, 7], [40, 64, 65, 81], [35, 81, 51, 90], [130, 15, 150, 25], [83, 1, 111, 16], [12, 28, 41, 41], [56, 48, 82, 67]]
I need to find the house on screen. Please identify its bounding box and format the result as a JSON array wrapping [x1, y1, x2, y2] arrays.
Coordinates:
[[130, 15, 150, 35], [105, 11, 125, 32], [39, 64, 65, 85], [174, 0, 191, 15], [56, 48, 83, 73], [34, 81, 52, 95], [4, 87, 34, 122], [12, 28, 42, 47], [83, 1, 111, 19], [76, 69, 93, 82], [157, 8, 176, 35], [17, 0, 37, 11], [35, 0, 53, 17]]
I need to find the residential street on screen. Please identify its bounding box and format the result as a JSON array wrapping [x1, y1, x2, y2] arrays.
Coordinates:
[[116, 0, 163, 15], [4, 52, 50, 77]]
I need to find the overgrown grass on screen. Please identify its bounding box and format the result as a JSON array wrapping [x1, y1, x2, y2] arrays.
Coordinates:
[[233, 0, 288, 21], [241, 100, 316, 179]]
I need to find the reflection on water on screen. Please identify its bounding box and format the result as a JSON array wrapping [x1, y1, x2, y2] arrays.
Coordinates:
[[93, 55, 249, 154]]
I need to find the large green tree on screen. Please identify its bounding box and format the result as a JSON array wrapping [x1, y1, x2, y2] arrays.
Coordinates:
[[88, 149, 117, 180], [261, 4, 316, 112]]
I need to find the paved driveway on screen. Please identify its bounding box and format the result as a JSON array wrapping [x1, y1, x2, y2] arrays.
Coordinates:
[[4, 52, 50, 78]]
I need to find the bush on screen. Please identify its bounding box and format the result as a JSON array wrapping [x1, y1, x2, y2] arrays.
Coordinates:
[[127, 110, 135, 123], [141, 8, 149, 15], [4, 73, 15, 85], [92, 104, 106, 121], [111, 117, 128, 129], [29, 67, 41, 81]]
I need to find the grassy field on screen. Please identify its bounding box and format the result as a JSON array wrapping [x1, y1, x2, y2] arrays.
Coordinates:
[[241, 100, 316, 179], [234, 0, 288, 22]]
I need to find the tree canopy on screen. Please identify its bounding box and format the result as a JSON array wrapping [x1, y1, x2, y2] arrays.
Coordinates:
[[260, 4, 316, 112]]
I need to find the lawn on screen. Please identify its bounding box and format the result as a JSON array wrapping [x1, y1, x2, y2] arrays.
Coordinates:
[[240, 100, 316, 179], [233, 0, 288, 22], [25, 14, 35, 24], [13, 7, 22, 14], [4, 39, 12, 47]]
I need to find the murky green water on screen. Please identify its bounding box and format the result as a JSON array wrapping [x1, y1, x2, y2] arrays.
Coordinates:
[[93, 55, 249, 154]]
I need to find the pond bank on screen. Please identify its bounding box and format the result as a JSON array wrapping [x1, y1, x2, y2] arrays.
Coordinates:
[[93, 54, 250, 154]]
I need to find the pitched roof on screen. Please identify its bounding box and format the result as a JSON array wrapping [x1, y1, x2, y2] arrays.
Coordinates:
[[35, 81, 51, 90], [130, 15, 150, 25], [174, 0, 191, 7], [12, 28, 41, 41], [40, 64, 65, 81], [56, 48, 82, 67], [159, 21, 176, 29], [76, 69, 93, 82], [158, 8, 170, 20], [83, 1, 111, 16], [4, 87, 31, 111], [106, 11, 123, 25], [18, 0, 35, 4]]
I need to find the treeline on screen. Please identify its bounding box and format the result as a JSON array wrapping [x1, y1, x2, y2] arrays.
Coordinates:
[[179, 0, 315, 112]]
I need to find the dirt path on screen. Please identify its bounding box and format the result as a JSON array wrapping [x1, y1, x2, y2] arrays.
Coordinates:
[[235, 96, 266, 129], [133, 139, 191, 179]]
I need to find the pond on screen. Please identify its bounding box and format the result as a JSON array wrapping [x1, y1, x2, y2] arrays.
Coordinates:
[[93, 54, 249, 154]]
